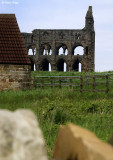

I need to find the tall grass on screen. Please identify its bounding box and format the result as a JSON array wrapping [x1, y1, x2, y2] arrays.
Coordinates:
[[0, 71, 113, 158]]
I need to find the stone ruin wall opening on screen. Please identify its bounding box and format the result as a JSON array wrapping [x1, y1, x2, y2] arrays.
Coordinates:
[[22, 6, 95, 72]]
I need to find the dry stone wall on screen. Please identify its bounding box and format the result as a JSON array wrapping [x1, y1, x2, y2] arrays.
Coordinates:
[[0, 64, 31, 90]]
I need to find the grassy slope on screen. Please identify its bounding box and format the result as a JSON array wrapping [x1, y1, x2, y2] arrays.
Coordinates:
[[0, 71, 113, 157]]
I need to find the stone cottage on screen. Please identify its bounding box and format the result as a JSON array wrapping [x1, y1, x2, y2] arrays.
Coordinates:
[[0, 14, 31, 90]]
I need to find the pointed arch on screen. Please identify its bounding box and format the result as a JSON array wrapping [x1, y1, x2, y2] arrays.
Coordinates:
[[41, 43, 52, 55], [27, 45, 36, 56], [40, 59, 49, 71], [72, 59, 82, 72], [28, 49, 33, 55], [57, 59, 67, 71], [72, 45, 84, 55], [65, 49, 68, 55], [57, 44, 68, 55], [58, 47, 64, 55]]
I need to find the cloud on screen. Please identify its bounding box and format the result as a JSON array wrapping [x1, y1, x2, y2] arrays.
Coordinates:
[[95, 0, 113, 4], [1, 1, 19, 5], [94, 9, 113, 26]]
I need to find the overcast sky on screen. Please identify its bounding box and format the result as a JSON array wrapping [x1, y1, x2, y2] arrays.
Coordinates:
[[0, 0, 113, 72]]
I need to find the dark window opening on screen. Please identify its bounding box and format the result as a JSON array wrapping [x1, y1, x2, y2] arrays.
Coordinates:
[[73, 60, 82, 72], [41, 59, 49, 71], [57, 59, 67, 71], [30, 60, 34, 71]]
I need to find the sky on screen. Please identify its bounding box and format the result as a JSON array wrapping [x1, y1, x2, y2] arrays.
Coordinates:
[[0, 0, 113, 72]]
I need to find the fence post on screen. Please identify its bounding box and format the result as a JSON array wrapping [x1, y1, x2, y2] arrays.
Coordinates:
[[33, 77, 37, 89], [41, 79, 44, 89], [59, 78, 61, 89], [80, 76, 83, 93], [86, 74, 89, 86], [106, 75, 109, 93], [50, 78, 53, 89], [69, 78, 72, 90], [93, 76, 96, 92]]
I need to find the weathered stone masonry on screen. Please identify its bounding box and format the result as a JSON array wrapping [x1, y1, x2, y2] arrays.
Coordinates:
[[0, 64, 31, 90], [0, 14, 31, 90], [22, 6, 95, 72]]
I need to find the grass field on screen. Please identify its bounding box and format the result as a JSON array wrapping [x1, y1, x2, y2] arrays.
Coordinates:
[[0, 71, 113, 158]]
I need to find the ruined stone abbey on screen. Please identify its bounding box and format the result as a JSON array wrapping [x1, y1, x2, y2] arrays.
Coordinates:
[[22, 6, 95, 72]]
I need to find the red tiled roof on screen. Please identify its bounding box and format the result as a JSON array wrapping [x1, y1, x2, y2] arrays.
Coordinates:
[[0, 14, 31, 65]]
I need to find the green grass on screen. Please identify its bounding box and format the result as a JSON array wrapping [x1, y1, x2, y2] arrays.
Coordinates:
[[32, 70, 113, 92], [1, 71, 113, 158], [31, 70, 113, 77]]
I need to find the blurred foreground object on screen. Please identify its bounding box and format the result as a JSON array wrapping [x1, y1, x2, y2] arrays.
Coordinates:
[[52, 123, 113, 160], [109, 134, 113, 146], [0, 109, 48, 160]]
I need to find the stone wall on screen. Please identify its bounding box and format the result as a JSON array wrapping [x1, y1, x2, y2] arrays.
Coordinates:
[[0, 64, 31, 90]]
